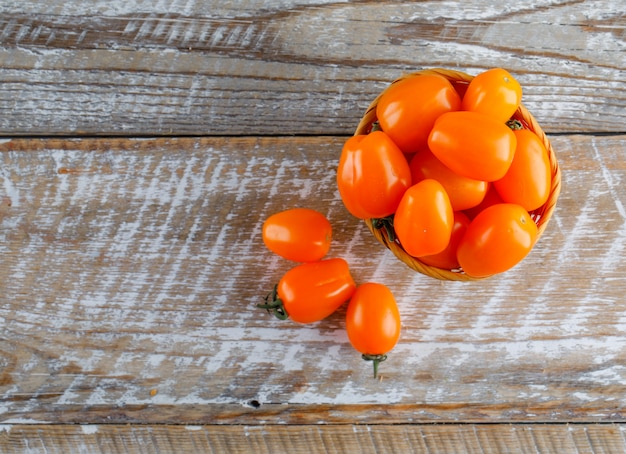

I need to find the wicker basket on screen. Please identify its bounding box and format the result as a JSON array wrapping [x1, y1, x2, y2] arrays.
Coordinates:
[[357, 68, 562, 281]]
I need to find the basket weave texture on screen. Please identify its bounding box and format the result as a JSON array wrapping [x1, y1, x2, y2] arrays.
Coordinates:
[[357, 68, 562, 281]]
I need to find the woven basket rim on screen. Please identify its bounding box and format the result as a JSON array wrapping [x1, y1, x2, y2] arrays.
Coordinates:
[[357, 68, 562, 281]]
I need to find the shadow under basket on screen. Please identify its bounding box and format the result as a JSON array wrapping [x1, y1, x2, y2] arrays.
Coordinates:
[[357, 68, 562, 281]]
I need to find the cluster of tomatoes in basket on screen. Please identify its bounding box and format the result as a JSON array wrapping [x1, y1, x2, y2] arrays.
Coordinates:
[[259, 68, 554, 378], [261, 208, 400, 378], [337, 68, 552, 278]]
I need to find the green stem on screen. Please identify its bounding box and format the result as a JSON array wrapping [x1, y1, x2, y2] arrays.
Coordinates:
[[362, 354, 388, 379], [506, 119, 524, 130], [257, 285, 289, 320], [371, 216, 396, 243]]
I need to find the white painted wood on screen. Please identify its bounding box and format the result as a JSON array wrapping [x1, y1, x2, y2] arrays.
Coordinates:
[[0, 0, 624, 450], [0, 135, 624, 424], [0, 0, 623, 135]]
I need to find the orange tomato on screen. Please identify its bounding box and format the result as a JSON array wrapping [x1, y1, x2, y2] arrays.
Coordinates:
[[494, 129, 552, 211], [260, 258, 356, 324], [337, 131, 412, 219], [419, 211, 470, 270], [409, 148, 488, 211], [393, 179, 454, 257], [345, 282, 401, 378], [463, 184, 502, 220], [262, 208, 332, 262], [376, 74, 461, 153], [457, 203, 538, 278], [428, 111, 517, 182], [462, 68, 522, 123]]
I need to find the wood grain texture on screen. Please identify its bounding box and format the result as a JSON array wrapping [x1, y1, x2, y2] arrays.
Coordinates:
[[0, 0, 624, 136], [0, 135, 624, 425], [1, 423, 626, 454], [1, 0, 625, 450]]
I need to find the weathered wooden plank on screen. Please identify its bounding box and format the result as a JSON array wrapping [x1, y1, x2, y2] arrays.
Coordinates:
[[0, 0, 624, 136], [0, 135, 625, 424], [1, 423, 626, 454]]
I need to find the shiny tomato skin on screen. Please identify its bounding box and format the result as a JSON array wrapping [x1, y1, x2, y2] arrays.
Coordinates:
[[376, 74, 461, 153], [262, 208, 332, 262], [462, 68, 522, 123], [337, 131, 412, 219], [278, 258, 356, 324], [428, 111, 517, 182], [457, 203, 538, 278], [409, 148, 488, 211], [419, 211, 470, 270], [346, 283, 401, 356], [394, 179, 454, 257], [494, 129, 552, 211]]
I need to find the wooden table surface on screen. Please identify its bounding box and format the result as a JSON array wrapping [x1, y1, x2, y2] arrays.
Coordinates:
[[0, 0, 625, 452]]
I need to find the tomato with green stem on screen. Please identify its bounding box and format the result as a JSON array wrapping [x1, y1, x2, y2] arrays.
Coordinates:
[[457, 203, 538, 278], [258, 258, 356, 324], [462, 68, 522, 123], [262, 208, 332, 262], [337, 130, 412, 219], [345, 283, 401, 378]]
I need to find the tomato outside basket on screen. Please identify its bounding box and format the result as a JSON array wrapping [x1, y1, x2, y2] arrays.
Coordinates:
[[356, 68, 562, 281]]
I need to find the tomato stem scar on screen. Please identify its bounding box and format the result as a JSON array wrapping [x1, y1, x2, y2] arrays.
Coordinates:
[[257, 285, 289, 320]]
